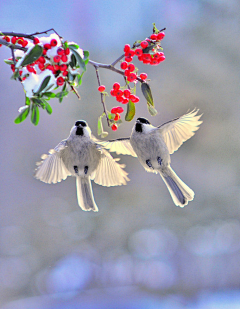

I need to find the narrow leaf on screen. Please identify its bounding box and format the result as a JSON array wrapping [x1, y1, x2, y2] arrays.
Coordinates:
[[16, 45, 43, 68], [125, 100, 136, 121], [25, 96, 30, 105], [4, 59, 14, 65], [69, 47, 86, 71], [97, 116, 108, 138], [43, 92, 56, 98], [34, 76, 51, 95], [45, 101, 52, 114], [83, 50, 89, 65], [31, 104, 40, 125], [14, 106, 30, 124], [68, 43, 79, 50], [56, 90, 68, 103], [141, 82, 154, 106], [147, 102, 158, 116]]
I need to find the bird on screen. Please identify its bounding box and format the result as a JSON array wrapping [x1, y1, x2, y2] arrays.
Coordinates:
[[35, 120, 129, 212], [99, 109, 202, 207]]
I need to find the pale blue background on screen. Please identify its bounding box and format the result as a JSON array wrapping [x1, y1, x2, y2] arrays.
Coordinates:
[[0, 0, 240, 308]]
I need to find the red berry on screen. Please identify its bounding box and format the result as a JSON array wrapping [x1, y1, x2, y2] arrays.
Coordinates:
[[127, 73, 137, 82], [50, 39, 58, 47], [11, 37, 17, 44], [114, 113, 120, 121], [158, 55, 166, 62], [123, 89, 131, 98], [54, 65, 60, 71], [33, 37, 40, 44], [116, 96, 124, 103], [60, 64, 67, 71], [26, 65, 34, 73], [113, 82, 120, 90], [113, 106, 124, 114], [62, 71, 68, 76], [4, 36, 10, 42], [138, 55, 143, 61], [125, 56, 133, 63], [57, 48, 64, 55], [46, 65, 54, 71], [115, 89, 123, 97], [98, 85, 106, 92], [140, 41, 148, 49], [61, 55, 68, 62], [111, 124, 118, 131], [0, 44, 2, 47], [122, 98, 129, 104], [110, 89, 117, 96], [57, 76, 65, 86], [150, 58, 159, 65], [42, 49, 47, 55], [53, 55, 61, 63], [38, 56, 46, 64], [157, 32, 165, 40], [38, 63, 44, 70], [135, 48, 143, 56], [129, 94, 139, 103], [44, 43, 51, 50], [150, 34, 158, 40], [17, 38, 23, 45], [127, 63, 135, 72], [22, 40, 28, 47], [126, 49, 135, 57], [120, 61, 128, 70], [124, 44, 131, 53], [111, 107, 118, 114], [11, 64, 15, 71], [64, 48, 70, 55], [140, 73, 148, 80], [124, 70, 130, 77]]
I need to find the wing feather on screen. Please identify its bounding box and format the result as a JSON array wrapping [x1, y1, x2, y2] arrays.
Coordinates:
[[91, 148, 130, 187], [35, 140, 71, 184], [158, 109, 202, 154], [98, 138, 137, 157]]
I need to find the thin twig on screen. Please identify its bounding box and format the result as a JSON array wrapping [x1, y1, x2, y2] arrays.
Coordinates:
[[0, 32, 35, 40], [0, 39, 27, 51], [94, 65, 110, 126], [30, 28, 62, 39], [111, 54, 125, 67], [10, 47, 22, 82], [68, 82, 81, 99]]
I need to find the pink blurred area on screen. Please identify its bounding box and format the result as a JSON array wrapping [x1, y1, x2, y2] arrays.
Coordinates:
[[0, 0, 240, 308]]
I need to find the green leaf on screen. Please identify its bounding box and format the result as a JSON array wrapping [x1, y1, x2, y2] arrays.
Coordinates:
[[11, 70, 20, 80], [69, 54, 77, 68], [63, 41, 68, 49], [97, 116, 108, 138], [44, 101, 52, 114], [43, 92, 56, 98], [125, 100, 136, 121], [83, 50, 89, 65], [31, 104, 40, 125], [4, 59, 14, 65], [69, 46, 86, 71], [34, 76, 51, 95], [68, 43, 79, 50], [25, 96, 30, 105], [141, 82, 154, 106], [56, 90, 68, 103], [14, 106, 30, 124], [147, 102, 158, 116], [32, 98, 45, 109], [77, 74, 82, 86], [16, 45, 43, 68]]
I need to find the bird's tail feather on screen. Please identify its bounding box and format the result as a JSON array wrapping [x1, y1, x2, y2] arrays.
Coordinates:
[[76, 177, 98, 212], [160, 166, 194, 207]]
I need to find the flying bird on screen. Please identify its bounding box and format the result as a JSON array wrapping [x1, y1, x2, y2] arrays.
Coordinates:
[[35, 120, 129, 212], [99, 109, 202, 207]]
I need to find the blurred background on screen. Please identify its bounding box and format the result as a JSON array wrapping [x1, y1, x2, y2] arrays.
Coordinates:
[[0, 0, 240, 308]]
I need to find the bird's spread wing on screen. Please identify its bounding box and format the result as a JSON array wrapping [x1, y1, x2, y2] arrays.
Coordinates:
[[35, 140, 71, 184], [98, 138, 137, 157], [158, 109, 202, 154], [91, 148, 130, 187]]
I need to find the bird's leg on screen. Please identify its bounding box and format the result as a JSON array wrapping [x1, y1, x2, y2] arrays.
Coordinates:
[[84, 166, 88, 175], [74, 165, 79, 175], [146, 159, 153, 169], [157, 156, 162, 165]]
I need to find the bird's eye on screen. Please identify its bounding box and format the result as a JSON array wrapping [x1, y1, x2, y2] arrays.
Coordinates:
[[137, 117, 150, 125], [75, 120, 87, 127]]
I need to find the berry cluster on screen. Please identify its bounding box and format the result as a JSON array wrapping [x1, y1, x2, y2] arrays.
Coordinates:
[[110, 106, 124, 131], [1, 35, 29, 47], [4, 33, 85, 99], [110, 82, 139, 104]]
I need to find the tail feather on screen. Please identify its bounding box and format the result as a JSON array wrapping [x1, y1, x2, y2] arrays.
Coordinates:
[[76, 177, 98, 212], [160, 166, 194, 207]]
